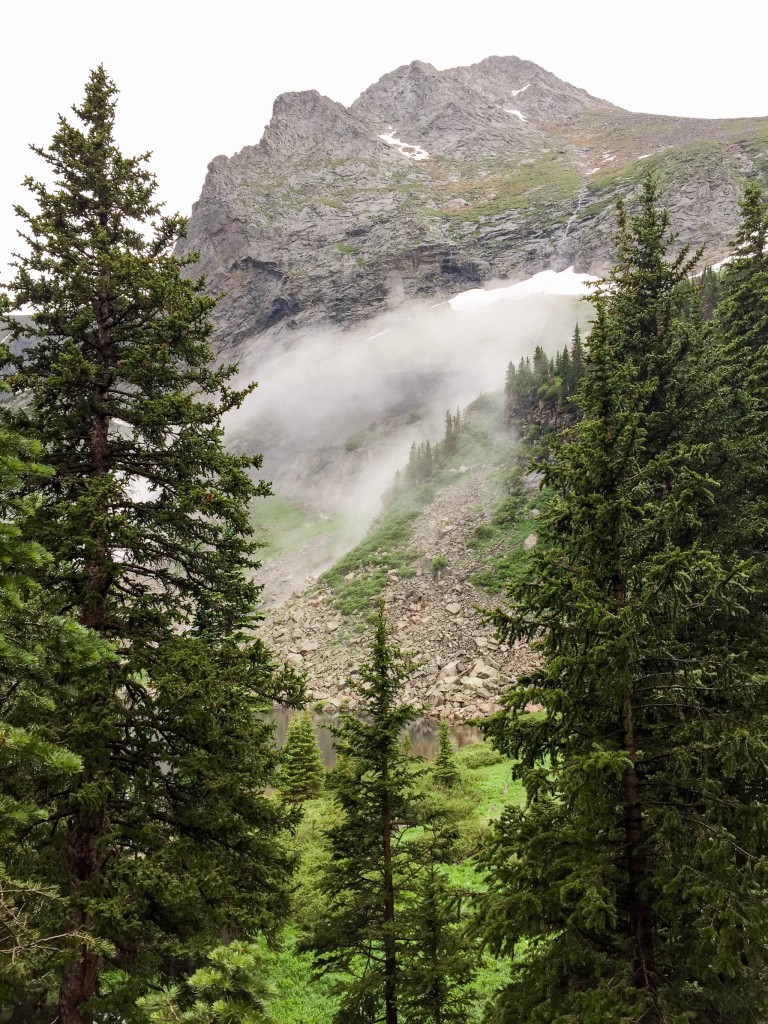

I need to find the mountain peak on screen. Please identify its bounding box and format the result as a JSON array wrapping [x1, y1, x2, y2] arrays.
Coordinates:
[[259, 88, 382, 162], [180, 55, 768, 351]]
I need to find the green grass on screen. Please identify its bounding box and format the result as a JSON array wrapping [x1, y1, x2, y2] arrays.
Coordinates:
[[470, 463, 540, 595], [252, 494, 339, 561], [321, 501, 422, 614], [431, 151, 582, 222], [321, 392, 514, 615], [261, 930, 341, 1023]]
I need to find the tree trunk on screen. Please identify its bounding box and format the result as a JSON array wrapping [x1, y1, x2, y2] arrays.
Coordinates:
[[58, 296, 112, 1024], [382, 781, 398, 1024], [614, 576, 658, 1015], [57, 810, 103, 1024]]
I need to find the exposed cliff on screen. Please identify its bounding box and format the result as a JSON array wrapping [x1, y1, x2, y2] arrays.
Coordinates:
[[180, 55, 768, 356]]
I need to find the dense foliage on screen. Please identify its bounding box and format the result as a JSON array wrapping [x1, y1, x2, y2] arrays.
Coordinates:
[[479, 177, 768, 1023], [277, 712, 326, 804], [304, 610, 477, 1024], [0, 68, 299, 1023]]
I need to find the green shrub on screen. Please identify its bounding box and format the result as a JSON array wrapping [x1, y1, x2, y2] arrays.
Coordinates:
[[430, 556, 448, 580], [457, 744, 504, 769]]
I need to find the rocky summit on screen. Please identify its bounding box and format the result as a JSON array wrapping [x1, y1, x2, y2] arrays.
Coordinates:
[[180, 55, 768, 355]]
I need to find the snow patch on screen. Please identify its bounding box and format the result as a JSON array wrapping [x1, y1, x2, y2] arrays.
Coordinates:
[[586, 168, 599, 175], [363, 327, 394, 343], [510, 83, 530, 97], [504, 108, 528, 122], [379, 130, 429, 161], [638, 154, 651, 160], [710, 255, 734, 272], [449, 267, 599, 312], [602, 152, 615, 163]]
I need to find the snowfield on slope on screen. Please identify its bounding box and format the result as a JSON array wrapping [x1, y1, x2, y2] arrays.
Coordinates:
[[448, 267, 599, 311]]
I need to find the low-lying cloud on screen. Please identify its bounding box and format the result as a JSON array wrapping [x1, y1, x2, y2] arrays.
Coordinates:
[[225, 271, 595, 569]]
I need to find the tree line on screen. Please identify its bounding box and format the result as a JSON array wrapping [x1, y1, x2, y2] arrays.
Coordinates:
[[2, 66, 768, 1024]]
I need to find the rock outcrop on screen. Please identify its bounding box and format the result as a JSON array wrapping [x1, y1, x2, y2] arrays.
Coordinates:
[[180, 55, 768, 358], [259, 463, 540, 721]]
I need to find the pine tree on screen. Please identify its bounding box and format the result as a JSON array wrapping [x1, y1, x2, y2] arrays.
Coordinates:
[[0, 359, 113, 1016], [305, 608, 422, 1024], [698, 265, 722, 319], [431, 721, 459, 789], [399, 833, 476, 1024], [1, 68, 299, 1022], [478, 176, 768, 1023], [701, 182, 768, 562], [277, 711, 326, 803], [443, 410, 456, 454], [137, 942, 272, 1024]]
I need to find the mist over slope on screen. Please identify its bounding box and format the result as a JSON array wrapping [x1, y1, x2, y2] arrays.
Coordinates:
[[229, 269, 593, 582]]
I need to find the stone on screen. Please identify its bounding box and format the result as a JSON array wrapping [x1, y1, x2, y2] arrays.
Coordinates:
[[445, 602, 462, 615], [437, 661, 459, 681], [285, 652, 304, 669], [326, 620, 340, 633], [523, 533, 538, 550]]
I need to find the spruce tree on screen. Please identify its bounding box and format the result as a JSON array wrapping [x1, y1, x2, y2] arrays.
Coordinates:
[[404, 879, 470, 1024], [137, 942, 272, 1024], [478, 176, 768, 1023], [399, 842, 476, 1024], [0, 361, 112, 1016], [431, 721, 459, 789], [305, 608, 421, 1024], [702, 181, 768, 562], [1, 68, 298, 1023], [277, 711, 326, 803]]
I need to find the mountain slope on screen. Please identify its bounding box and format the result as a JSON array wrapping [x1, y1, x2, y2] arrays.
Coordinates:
[[180, 55, 768, 354]]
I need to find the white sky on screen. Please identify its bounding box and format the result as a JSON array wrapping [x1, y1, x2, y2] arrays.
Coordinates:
[[2, 0, 766, 273]]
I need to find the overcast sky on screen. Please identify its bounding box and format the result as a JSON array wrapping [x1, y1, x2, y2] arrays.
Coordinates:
[[2, 0, 766, 272]]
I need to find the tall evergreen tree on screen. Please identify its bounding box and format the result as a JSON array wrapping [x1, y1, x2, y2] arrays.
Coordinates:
[[478, 176, 768, 1023], [702, 181, 768, 562], [0, 357, 112, 1017], [306, 608, 422, 1024], [277, 711, 326, 804], [1, 68, 299, 1023], [399, 833, 476, 1024]]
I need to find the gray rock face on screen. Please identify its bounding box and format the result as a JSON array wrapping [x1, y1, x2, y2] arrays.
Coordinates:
[[180, 56, 768, 357]]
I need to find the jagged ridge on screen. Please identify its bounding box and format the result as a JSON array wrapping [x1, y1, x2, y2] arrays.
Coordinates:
[[179, 56, 768, 355]]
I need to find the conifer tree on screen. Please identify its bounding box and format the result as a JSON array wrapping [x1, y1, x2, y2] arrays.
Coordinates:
[[277, 711, 326, 803], [702, 181, 768, 562], [1, 68, 298, 1022], [0, 361, 113, 1016], [431, 721, 459, 789], [306, 608, 422, 1024], [137, 941, 272, 1024], [399, 833, 476, 1024], [479, 176, 768, 1023]]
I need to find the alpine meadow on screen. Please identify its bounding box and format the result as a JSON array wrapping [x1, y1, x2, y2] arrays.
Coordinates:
[[1, 60, 768, 1024]]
